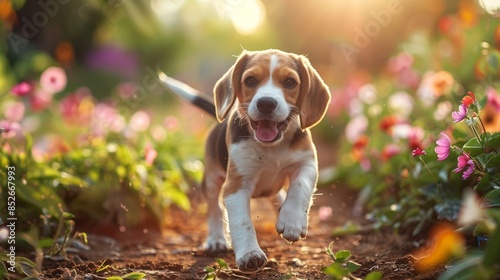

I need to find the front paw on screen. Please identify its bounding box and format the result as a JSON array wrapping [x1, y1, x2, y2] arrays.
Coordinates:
[[204, 235, 229, 253], [236, 249, 268, 273], [276, 206, 308, 242]]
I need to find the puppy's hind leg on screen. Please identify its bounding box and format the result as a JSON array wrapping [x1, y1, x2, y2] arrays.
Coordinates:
[[203, 170, 229, 253]]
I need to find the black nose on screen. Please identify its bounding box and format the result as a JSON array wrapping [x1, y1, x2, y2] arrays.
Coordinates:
[[256, 97, 277, 114]]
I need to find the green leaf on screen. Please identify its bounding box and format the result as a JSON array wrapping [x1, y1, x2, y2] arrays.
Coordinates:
[[481, 189, 500, 207], [215, 258, 228, 269], [483, 226, 500, 267], [322, 263, 350, 279], [438, 255, 481, 280], [122, 272, 146, 280], [203, 274, 215, 280], [0, 261, 8, 280], [332, 222, 361, 236], [486, 154, 500, 169], [346, 260, 362, 273], [325, 241, 336, 260], [462, 137, 484, 157], [365, 271, 383, 280], [17, 257, 39, 277], [105, 277, 123, 280], [487, 132, 500, 148], [204, 266, 215, 272], [334, 250, 351, 263], [474, 174, 491, 193], [280, 273, 295, 280]]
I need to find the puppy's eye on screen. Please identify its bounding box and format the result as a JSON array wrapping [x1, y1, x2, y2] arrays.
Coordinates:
[[244, 76, 258, 88], [283, 78, 297, 89]]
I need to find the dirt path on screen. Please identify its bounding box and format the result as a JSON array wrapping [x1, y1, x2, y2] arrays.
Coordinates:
[[40, 185, 442, 279]]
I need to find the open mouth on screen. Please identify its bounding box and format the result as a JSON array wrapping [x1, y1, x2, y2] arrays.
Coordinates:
[[250, 118, 289, 142]]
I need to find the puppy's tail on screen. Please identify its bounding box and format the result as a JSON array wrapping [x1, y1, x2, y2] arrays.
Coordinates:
[[158, 71, 216, 118]]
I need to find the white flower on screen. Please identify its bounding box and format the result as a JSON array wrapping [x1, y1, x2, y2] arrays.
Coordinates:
[[458, 189, 483, 227], [434, 101, 452, 121], [358, 84, 377, 104], [389, 91, 414, 117], [345, 115, 368, 143]]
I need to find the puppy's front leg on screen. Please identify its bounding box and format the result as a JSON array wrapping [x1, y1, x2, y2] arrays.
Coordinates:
[[276, 157, 317, 242], [224, 183, 267, 272]]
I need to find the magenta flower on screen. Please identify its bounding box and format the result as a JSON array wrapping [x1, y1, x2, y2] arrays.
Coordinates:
[[40, 66, 67, 94], [412, 148, 427, 156], [435, 132, 451, 161], [11, 81, 33, 96], [454, 153, 474, 180], [451, 104, 467, 123]]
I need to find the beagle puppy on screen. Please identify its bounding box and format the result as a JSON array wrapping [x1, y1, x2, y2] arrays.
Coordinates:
[[161, 49, 330, 273]]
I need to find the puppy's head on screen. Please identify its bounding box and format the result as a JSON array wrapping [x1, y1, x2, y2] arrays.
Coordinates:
[[214, 49, 331, 145]]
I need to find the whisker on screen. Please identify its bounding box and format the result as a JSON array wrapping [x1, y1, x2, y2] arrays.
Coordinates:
[[289, 105, 305, 118]]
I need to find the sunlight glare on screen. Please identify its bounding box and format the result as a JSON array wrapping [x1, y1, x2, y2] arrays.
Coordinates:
[[150, 0, 185, 15], [478, 0, 500, 15], [230, 0, 265, 35]]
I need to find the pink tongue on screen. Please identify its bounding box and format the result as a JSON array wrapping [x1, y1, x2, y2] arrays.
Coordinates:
[[256, 120, 279, 142]]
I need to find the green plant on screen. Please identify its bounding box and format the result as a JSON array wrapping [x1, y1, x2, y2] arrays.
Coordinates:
[[322, 242, 382, 280], [203, 258, 252, 280], [203, 258, 230, 280], [0, 251, 41, 280]]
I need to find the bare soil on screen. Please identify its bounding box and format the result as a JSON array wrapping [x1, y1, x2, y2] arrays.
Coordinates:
[[37, 185, 443, 280]]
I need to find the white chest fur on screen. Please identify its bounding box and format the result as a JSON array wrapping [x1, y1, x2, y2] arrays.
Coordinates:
[[228, 141, 315, 198]]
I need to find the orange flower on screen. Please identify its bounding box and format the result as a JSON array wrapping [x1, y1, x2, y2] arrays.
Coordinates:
[[431, 71, 454, 97], [56, 41, 75, 66], [379, 115, 403, 134], [461, 91, 476, 107], [413, 224, 465, 274]]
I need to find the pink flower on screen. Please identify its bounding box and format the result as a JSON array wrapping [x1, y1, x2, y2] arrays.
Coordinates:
[[345, 115, 368, 143], [130, 111, 150, 132], [435, 132, 451, 161], [4, 101, 25, 122], [412, 148, 427, 156], [382, 144, 401, 160], [11, 81, 33, 96], [163, 116, 179, 131], [451, 104, 467, 123], [60, 88, 94, 126], [144, 143, 158, 166], [408, 126, 425, 150], [486, 87, 500, 112], [0, 120, 21, 139], [318, 206, 333, 221], [40, 66, 67, 94], [29, 88, 53, 112], [91, 103, 125, 135], [454, 153, 474, 180]]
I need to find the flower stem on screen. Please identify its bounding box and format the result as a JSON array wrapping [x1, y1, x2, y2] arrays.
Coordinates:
[[470, 124, 486, 152], [419, 156, 437, 185]]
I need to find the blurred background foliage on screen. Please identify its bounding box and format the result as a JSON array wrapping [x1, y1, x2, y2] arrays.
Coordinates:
[[1, 0, 500, 277]]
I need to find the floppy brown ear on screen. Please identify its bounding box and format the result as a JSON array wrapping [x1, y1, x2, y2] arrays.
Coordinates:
[[297, 56, 331, 130], [213, 51, 249, 122]]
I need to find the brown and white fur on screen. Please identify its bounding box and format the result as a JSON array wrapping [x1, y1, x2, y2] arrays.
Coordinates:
[[162, 49, 330, 273]]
